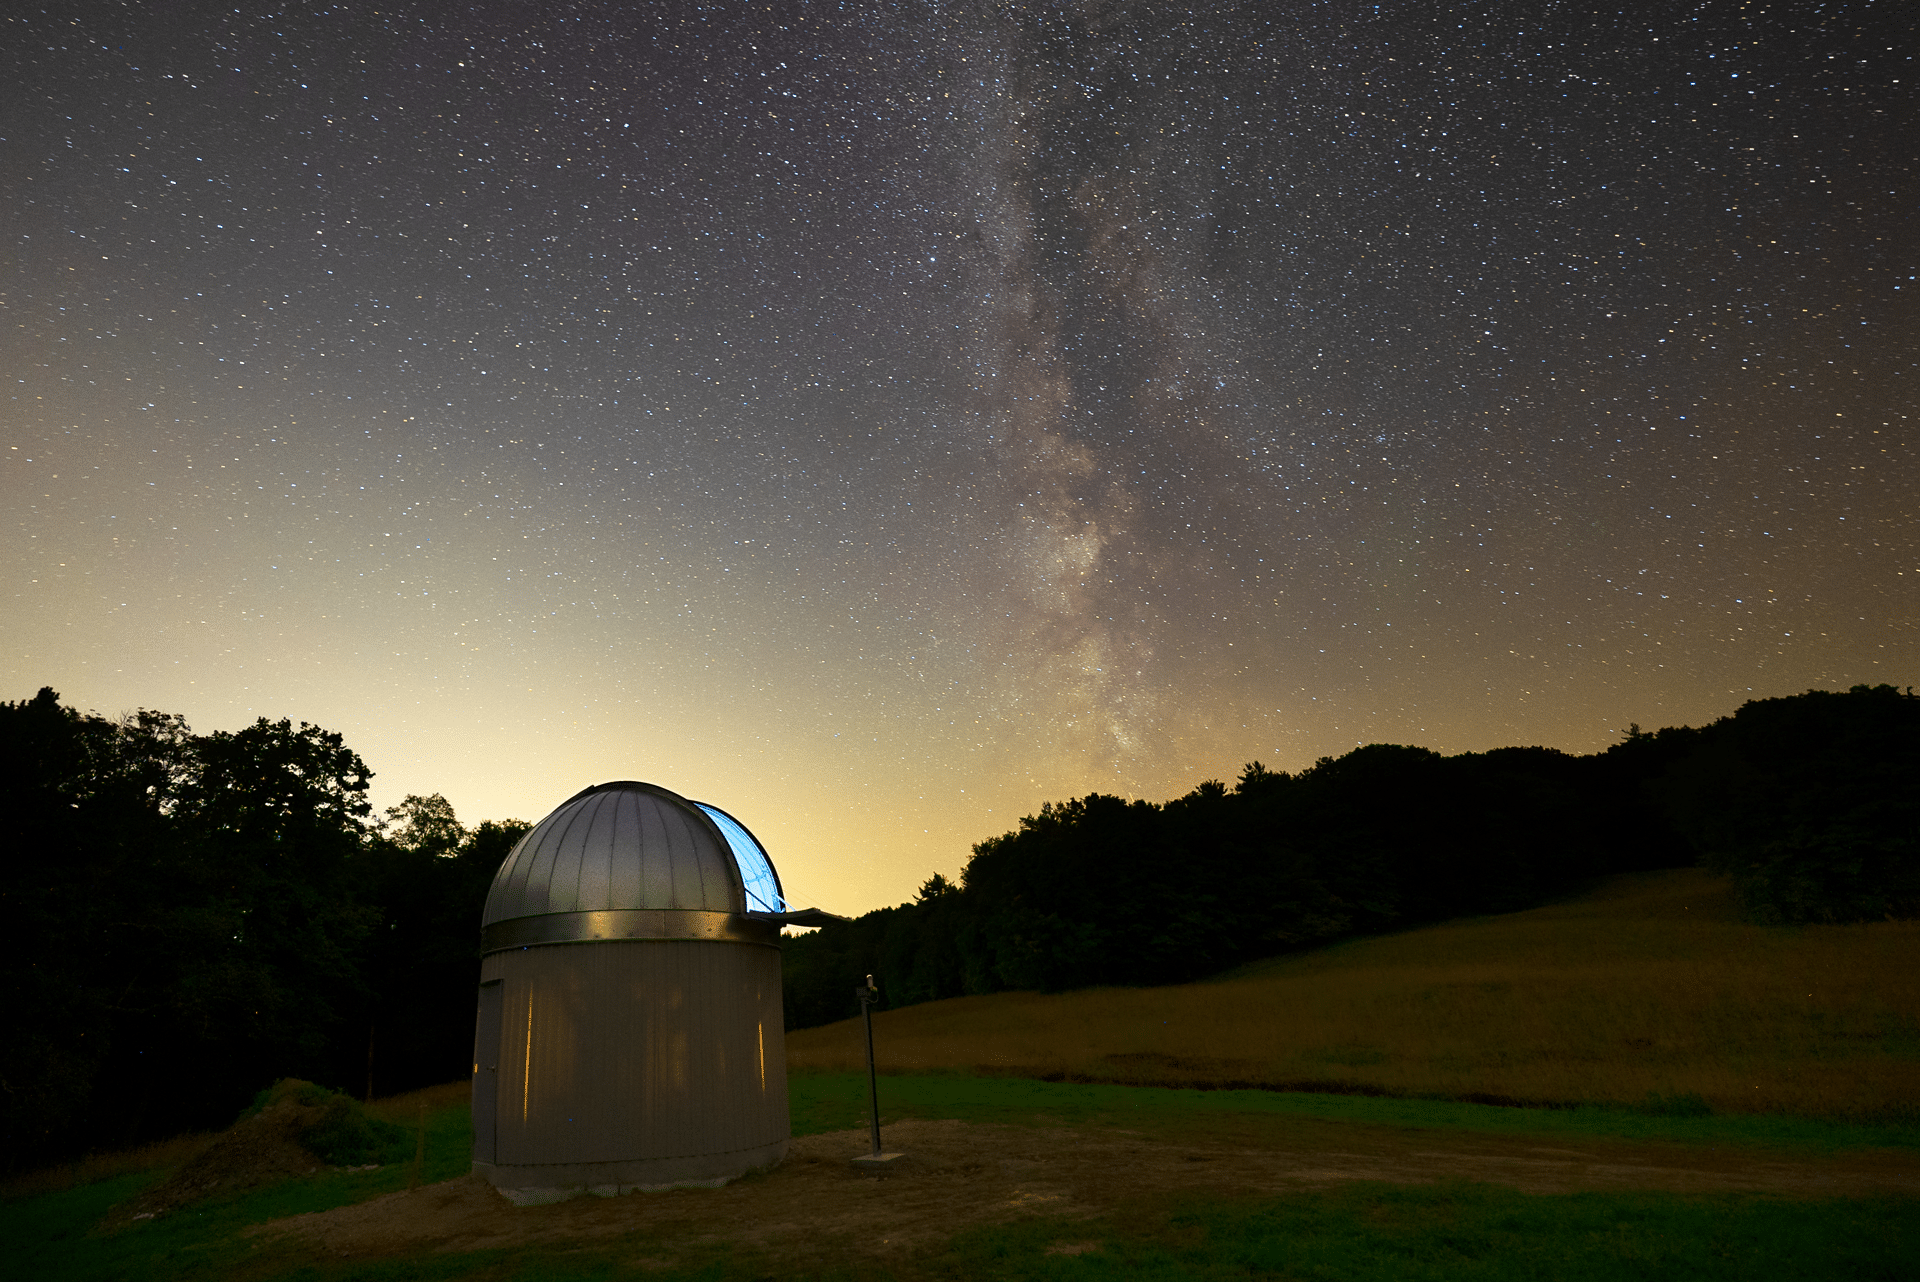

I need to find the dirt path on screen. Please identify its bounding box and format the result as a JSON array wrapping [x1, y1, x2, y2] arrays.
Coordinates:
[[255, 1114, 1920, 1270]]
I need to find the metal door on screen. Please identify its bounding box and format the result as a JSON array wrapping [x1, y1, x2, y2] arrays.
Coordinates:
[[472, 978, 504, 1164]]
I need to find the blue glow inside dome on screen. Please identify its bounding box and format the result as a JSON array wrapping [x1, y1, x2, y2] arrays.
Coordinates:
[[693, 802, 786, 915]]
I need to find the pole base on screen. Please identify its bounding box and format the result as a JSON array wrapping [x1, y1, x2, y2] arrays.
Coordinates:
[[851, 1151, 909, 1173]]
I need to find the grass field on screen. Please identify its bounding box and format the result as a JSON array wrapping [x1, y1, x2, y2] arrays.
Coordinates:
[[7, 1075, 1917, 1281], [8, 868, 1918, 1280], [3, 1085, 476, 1282], [919, 1185, 1916, 1282], [788, 869, 1920, 1121], [790, 1072, 1920, 1153]]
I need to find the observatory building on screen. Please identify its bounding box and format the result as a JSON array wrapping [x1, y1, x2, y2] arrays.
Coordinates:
[[471, 780, 830, 1203]]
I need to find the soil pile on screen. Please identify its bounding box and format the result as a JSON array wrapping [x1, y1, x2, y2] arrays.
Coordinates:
[[102, 1080, 394, 1228]]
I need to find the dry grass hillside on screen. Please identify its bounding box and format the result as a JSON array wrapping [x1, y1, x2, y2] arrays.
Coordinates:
[[786, 869, 1920, 1120]]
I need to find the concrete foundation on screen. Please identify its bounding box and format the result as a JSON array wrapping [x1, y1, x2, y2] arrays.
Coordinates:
[[850, 1150, 909, 1174], [475, 1137, 788, 1204]]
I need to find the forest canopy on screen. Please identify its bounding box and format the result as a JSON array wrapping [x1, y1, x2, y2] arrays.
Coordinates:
[[780, 685, 1919, 1029], [0, 688, 526, 1170], [2, 682, 1912, 1170]]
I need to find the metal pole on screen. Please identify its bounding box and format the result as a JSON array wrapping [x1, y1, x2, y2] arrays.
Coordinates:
[[861, 974, 881, 1156], [409, 1098, 426, 1191]]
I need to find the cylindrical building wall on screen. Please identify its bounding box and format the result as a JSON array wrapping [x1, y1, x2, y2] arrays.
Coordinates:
[[473, 936, 788, 1197]]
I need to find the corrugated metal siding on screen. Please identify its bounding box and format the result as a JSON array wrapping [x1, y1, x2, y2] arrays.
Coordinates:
[[480, 940, 787, 1167]]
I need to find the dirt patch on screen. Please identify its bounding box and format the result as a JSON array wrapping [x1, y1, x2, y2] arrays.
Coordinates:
[[254, 1115, 1920, 1270]]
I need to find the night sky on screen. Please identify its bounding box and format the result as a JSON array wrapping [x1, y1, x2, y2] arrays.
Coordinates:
[[6, 1, 1914, 913]]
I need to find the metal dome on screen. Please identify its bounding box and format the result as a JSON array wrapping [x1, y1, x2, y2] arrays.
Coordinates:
[[481, 780, 755, 952]]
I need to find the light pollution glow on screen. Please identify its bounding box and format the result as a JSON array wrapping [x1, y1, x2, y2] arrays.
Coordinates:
[[5, 1, 1913, 913]]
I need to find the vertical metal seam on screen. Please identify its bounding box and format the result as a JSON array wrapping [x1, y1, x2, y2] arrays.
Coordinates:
[[669, 805, 694, 909], [556, 793, 597, 912], [530, 800, 589, 915]]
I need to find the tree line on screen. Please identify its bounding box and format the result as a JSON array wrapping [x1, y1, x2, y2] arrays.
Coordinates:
[[0, 688, 527, 1171], [4, 682, 1912, 1169], [781, 684, 1919, 1030]]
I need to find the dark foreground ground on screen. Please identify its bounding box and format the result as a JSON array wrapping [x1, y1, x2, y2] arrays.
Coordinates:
[[256, 1110, 1920, 1277], [13, 1077, 1920, 1281]]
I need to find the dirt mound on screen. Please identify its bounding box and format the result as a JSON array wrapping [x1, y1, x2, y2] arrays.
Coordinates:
[[253, 1115, 1920, 1272], [101, 1080, 371, 1228]]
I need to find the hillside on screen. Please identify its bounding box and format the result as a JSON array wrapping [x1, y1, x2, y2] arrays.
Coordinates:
[[786, 868, 1920, 1121], [782, 685, 1920, 1031]]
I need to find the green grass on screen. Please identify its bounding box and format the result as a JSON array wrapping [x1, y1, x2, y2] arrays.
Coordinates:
[[791, 1071, 1920, 1153], [3, 1100, 475, 1282], [17, 1173, 1911, 1281], [786, 870, 1920, 1124], [921, 1183, 1919, 1281], [9, 1077, 1916, 1281]]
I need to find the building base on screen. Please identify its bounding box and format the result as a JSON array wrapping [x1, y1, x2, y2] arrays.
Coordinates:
[[475, 1138, 787, 1205]]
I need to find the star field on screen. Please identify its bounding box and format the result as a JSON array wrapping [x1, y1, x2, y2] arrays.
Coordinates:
[[5, 0, 1914, 912]]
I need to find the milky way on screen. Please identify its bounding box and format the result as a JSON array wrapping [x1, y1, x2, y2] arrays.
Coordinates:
[[5, 1, 1914, 910]]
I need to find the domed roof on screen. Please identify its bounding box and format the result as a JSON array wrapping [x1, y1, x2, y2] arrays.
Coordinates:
[[482, 781, 757, 950]]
